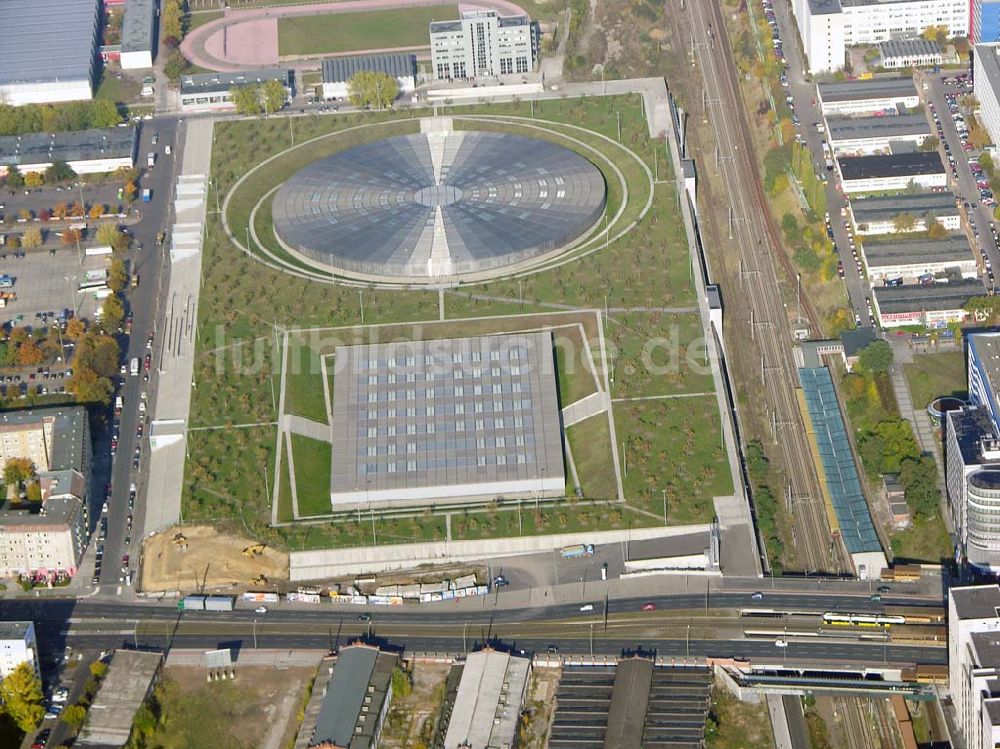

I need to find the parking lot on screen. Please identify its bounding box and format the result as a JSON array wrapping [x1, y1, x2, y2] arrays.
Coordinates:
[[0, 179, 131, 225], [0, 246, 104, 327]]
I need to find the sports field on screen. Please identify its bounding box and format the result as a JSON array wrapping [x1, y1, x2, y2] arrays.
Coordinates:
[[277, 5, 457, 56]]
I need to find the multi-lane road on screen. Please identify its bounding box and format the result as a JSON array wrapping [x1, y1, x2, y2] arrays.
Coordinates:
[[91, 117, 181, 592], [1, 589, 947, 668], [683, 0, 841, 574]]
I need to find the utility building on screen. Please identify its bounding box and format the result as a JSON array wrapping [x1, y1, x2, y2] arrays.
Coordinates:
[[120, 0, 156, 69], [430, 10, 535, 80]]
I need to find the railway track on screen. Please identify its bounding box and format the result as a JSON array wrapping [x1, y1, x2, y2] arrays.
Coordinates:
[[681, 0, 843, 573]]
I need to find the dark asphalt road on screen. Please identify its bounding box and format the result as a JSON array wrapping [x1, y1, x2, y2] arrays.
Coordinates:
[[95, 116, 181, 590]]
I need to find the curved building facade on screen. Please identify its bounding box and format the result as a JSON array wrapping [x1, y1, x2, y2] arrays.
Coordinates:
[[967, 469, 1000, 571]]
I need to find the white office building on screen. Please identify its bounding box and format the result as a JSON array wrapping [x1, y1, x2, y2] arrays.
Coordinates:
[[827, 113, 931, 154], [837, 151, 947, 193], [949, 586, 1000, 749], [861, 235, 977, 282], [791, 0, 969, 73], [817, 77, 920, 115], [975, 44, 1000, 148], [849, 192, 961, 234], [430, 10, 535, 80], [0, 621, 37, 678], [792, 0, 847, 73]]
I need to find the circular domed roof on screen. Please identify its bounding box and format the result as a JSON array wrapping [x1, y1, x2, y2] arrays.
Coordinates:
[[271, 130, 606, 282]]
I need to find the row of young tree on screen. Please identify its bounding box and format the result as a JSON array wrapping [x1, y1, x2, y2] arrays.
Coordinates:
[[4, 161, 77, 190], [0, 100, 121, 137], [229, 80, 290, 116]]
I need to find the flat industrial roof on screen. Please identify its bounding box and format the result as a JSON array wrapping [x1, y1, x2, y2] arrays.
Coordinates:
[[330, 332, 565, 504], [973, 630, 1000, 669], [444, 650, 530, 749], [0, 621, 33, 641], [322, 53, 416, 84], [77, 650, 162, 747], [953, 585, 1000, 620], [873, 278, 987, 313], [180, 68, 290, 95], [0, 0, 98, 86], [878, 38, 941, 61], [850, 191, 958, 222], [0, 128, 136, 169], [818, 77, 918, 103], [806, 0, 842, 13], [313, 645, 396, 748], [838, 151, 944, 181], [948, 407, 997, 468], [827, 113, 930, 141], [862, 235, 973, 266], [121, 0, 155, 54]]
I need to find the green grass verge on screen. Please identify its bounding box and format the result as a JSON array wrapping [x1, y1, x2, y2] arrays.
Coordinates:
[[188, 9, 224, 30], [902, 350, 967, 411], [890, 513, 954, 565], [566, 413, 618, 500], [290, 434, 332, 517], [95, 72, 141, 105], [277, 6, 456, 56], [607, 312, 714, 398], [284, 336, 328, 423], [615, 397, 732, 523]]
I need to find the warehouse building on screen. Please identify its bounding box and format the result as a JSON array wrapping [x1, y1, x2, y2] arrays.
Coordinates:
[[0, 0, 100, 105], [975, 44, 1000, 148], [872, 278, 986, 328], [179, 68, 292, 111], [0, 128, 137, 177], [791, 0, 967, 74], [321, 53, 416, 100], [849, 192, 960, 234], [430, 9, 535, 80], [861, 235, 978, 282], [77, 650, 163, 747], [0, 622, 37, 678], [827, 112, 931, 154], [877, 38, 943, 69], [837, 151, 946, 193], [817, 77, 920, 115], [330, 333, 565, 509], [310, 644, 397, 749], [120, 0, 156, 69], [443, 649, 531, 749]]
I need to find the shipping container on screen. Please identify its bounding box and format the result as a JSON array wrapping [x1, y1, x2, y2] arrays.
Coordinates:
[[204, 595, 235, 612], [179, 595, 206, 611], [241, 592, 280, 603]]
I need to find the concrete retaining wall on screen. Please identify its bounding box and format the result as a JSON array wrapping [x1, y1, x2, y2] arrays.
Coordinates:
[[289, 523, 711, 580]]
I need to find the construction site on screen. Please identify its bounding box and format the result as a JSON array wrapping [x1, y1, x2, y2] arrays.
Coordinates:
[[140, 525, 289, 593]]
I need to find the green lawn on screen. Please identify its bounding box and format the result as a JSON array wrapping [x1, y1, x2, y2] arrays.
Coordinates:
[[290, 434, 332, 517], [95, 72, 141, 105], [615, 397, 732, 524], [607, 312, 715, 398], [890, 513, 954, 565], [903, 350, 967, 411], [188, 9, 224, 30], [284, 336, 328, 423], [566, 414, 618, 500], [277, 6, 457, 56]]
